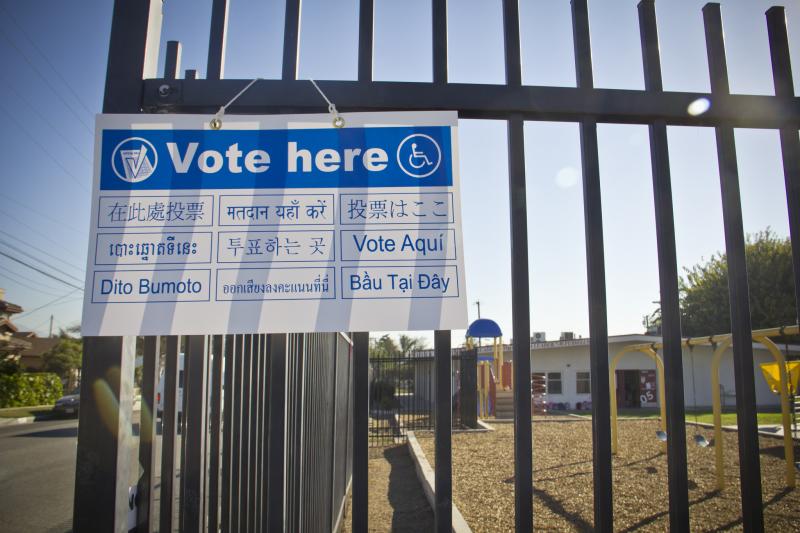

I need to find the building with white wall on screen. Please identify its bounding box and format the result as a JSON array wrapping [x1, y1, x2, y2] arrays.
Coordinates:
[[472, 334, 798, 410]]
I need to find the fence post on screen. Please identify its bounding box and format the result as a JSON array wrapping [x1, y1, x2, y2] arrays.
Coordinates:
[[434, 330, 452, 533], [136, 336, 160, 532], [73, 336, 137, 533], [181, 335, 209, 532], [703, 5, 765, 531], [266, 334, 287, 532], [460, 349, 478, 428], [352, 332, 369, 533]]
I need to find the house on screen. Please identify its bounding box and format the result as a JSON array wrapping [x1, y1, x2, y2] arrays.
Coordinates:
[[13, 332, 60, 372], [0, 289, 30, 363]]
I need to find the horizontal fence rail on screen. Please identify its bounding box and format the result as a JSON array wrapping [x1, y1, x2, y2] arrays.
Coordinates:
[[144, 79, 800, 128]]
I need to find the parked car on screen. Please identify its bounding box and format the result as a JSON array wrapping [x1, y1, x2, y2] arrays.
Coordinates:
[[53, 388, 80, 417]]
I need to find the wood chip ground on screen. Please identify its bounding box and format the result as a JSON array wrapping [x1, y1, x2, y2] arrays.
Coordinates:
[[415, 419, 800, 532]]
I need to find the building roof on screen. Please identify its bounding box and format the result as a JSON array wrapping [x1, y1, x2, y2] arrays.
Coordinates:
[[0, 300, 24, 315], [19, 337, 60, 357]]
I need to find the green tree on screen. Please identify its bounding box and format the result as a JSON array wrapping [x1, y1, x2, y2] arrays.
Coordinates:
[[41, 328, 82, 383], [398, 334, 427, 357], [369, 334, 400, 358], [678, 229, 796, 337]]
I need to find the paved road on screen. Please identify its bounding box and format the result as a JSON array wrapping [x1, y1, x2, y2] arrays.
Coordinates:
[[0, 418, 77, 533]]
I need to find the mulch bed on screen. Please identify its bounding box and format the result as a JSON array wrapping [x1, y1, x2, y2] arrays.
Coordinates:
[[416, 419, 800, 532]]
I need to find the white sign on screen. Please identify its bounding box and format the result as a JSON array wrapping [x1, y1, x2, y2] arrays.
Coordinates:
[[81, 112, 467, 335]]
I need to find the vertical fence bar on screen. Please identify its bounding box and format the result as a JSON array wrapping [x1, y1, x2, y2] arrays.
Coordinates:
[[257, 335, 267, 531], [77, 2, 161, 527], [102, 0, 162, 114], [137, 336, 160, 532], [329, 335, 340, 531], [231, 335, 244, 532], [282, 0, 301, 80], [248, 335, 261, 533], [73, 337, 136, 532], [434, 330, 453, 533], [637, 1, 691, 530], [503, 1, 533, 530], [502, 0, 522, 87], [240, 335, 254, 530], [358, 0, 374, 82], [571, 1, 614, 531], [507, 117, 534, 533], [159, 336, 181, 533], [221, 335, 235, 531], [206, 0, 229, 80], [267, 334, 287, 532], [208, 335, 224, 532], [432, 0, 447, 84], [766, 7, 800, 325], [703, 5, 764, 530], [164, 40, 181, 80], [352, 332, 369, 533], [182, 335, 209, 533]]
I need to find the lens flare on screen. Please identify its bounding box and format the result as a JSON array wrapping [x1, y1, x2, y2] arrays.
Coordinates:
[[556, 167, 579, 188], [687, 97, 711, 116]]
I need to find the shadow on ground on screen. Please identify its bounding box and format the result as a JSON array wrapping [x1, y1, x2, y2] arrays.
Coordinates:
[[384, 445, 435, 532]]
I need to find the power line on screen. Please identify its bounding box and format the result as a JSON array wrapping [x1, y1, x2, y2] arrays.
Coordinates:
[[0, 24, 94, 133], [0, 264, 66, 296], [0, 4, 96, 117], [0, 102, 90, 192], [0, 240, 84, 284], [0, 254, 74, 291], [0, 193, 86, 236], [0, 206, 88, 258], [0, 250, 83, 291], [15, 289, 82, 319], [0, 229, 86, 275], [0, 77, 93, 165]]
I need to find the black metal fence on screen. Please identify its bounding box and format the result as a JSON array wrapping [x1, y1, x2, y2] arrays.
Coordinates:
[[368, 350, 477, 446], [74, 332, 352, 533], [75, 0, 800, 532]]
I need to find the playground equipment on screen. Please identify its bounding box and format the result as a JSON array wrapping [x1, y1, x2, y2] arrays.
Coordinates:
[[466, 319, 503, 418], [687, 345, 710, 448], [613, 324, 798, 492], [609, 343, 666, 453]]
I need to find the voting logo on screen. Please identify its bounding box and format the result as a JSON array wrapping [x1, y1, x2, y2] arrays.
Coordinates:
[[396, 134, 442, 178], [111, 137, 158, 183]]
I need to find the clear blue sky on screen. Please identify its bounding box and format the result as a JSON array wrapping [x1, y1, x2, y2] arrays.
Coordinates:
[[0, 0, 797, 346]]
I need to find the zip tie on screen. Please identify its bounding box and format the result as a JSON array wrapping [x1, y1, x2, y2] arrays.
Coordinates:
[[309, 79, 345, 128], [210, 78, 262, 130]]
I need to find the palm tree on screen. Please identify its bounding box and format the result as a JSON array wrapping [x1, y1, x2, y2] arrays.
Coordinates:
[[398, 334, 426, 357]]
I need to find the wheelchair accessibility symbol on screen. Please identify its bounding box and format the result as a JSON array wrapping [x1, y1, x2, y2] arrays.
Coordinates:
[[396, 134, 442, 178]]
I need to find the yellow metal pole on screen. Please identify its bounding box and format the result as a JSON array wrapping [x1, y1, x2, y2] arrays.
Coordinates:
[[753, 336, 795, 488], [610, 366, 619, 454], [711, 338, 732, 490], [609, 346, 637, 454], [479, 362, 485, 418], [622, 324, 799, 355]]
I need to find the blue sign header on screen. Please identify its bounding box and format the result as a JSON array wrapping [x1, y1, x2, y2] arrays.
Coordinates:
[[100, 126, 453, 190]]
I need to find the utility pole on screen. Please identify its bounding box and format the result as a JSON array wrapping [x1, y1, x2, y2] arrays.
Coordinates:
[[49, 315, 54, 338]]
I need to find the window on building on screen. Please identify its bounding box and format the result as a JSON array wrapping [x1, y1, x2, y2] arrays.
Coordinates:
[[547, 372, 562, 394], [576, 371, 591, 394]]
